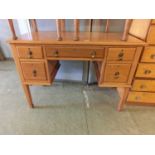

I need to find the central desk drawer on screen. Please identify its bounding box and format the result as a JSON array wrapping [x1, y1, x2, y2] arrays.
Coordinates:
[[136, 63, 155, 78], [21, 62, 47, 81], [17, 46, 43, 59], [45, 47, 104, 59], [107, 47, 136, 61], [104, 64, 131, 83]]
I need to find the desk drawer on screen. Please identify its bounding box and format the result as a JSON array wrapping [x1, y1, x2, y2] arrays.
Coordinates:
[[141, 47, 155, 62], [107, 47, 136, 61], [45, 47, 104, 59], [136, 63, 155, 78], [127, 91, 155, 104], [17, 46, 43, 59], [21, 62, 47, 81], [104, 64, 131, 83], [132, 80, 155, 92]]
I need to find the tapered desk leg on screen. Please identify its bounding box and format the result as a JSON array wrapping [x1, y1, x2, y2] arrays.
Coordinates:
[[22, 84, 34, 108], [117, 87, 129, 111]]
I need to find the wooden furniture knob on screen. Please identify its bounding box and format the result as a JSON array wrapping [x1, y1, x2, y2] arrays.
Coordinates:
[[53, 50, 59, 57], [114, 71, 120, 79], [32, 70, 37, 77], [28, 48, 33, 58], [144, 69, 151, 74], [150, 54, 155, 59], [91, 51, 96, 58]]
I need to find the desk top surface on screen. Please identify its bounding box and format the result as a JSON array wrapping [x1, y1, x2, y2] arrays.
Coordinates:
[[8, 32, 146, 46]]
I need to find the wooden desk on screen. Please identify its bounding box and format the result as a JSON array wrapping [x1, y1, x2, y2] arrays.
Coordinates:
[[8, 32, 146, 111]]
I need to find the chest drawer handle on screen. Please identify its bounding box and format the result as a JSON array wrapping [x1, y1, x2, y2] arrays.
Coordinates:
[[144, 69, 151, 74], [53, 50, 59, 57], [32, 70, 37, 77], [150, 54, 155, 59], [90, 51, 96, 58], [140, 85, 146, 89], [114, 71, 120, 79], [28, 48, 33, 58], [135, 96, 141, 100]]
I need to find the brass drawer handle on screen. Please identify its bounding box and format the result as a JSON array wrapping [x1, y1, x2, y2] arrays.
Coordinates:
[[90, 51, 96, 58], [53, 50, 59, 57], [114, 71, 120, 79], [150, 54, 155, 59], [144, 69, 151, 75], [32, 70, 37, 77], [28, 48, 33, 59], [118, 50, 124, 61]]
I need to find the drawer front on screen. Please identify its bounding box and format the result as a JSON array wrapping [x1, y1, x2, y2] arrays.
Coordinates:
[[107, 48, 136, 61], [127, 91, 155, 104], [132, 80, 155, 92], [17, 46, 43, 59], [45, 47, 104, 59], [152, 19, 155, 24], [141, 47, 155, 62], [104, 64, 131, 83], [136, 63, 155, 78], [21, 62, 47, 81], [147, 25, 155, 43]]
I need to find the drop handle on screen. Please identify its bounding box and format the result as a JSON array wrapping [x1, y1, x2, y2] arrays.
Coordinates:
[[118, 51, 124, 60], [114, 71, 120, 79], [53, 50, 59, 57], [32, 70, 37, 77], [90, 51, 96, 58], [144, 69, 151, 74], [150, 54, 155, 59], [28, 48, 33, 58]]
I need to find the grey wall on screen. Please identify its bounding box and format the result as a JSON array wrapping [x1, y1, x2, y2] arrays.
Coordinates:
[[0, 19, 125, 82]]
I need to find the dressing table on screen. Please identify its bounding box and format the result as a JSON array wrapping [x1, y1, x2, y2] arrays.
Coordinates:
[[8, 19, 152, 111]]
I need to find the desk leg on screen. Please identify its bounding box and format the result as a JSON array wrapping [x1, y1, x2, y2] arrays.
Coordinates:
[[22, 84, 34, 108], [117, 87, 129, 111]]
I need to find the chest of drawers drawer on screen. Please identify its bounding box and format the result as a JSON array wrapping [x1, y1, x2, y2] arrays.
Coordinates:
[[147, 25, 155, 43], [141, 47, 155, 62], [132, 80, 155, 92], [127, 91, 155, 104], [17, 46, 43, 59], [107, 47, 136, 62], [45, 47, 104, 59], [20, 61, 47, 81], [136, 63, 155, 78], [104, 64, 131, 83]]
